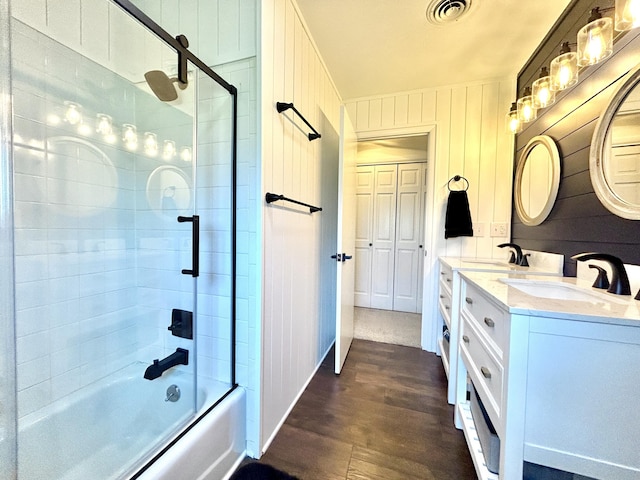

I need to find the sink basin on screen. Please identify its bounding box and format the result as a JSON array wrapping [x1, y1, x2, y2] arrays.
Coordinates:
[[499, 278, 629, 304]]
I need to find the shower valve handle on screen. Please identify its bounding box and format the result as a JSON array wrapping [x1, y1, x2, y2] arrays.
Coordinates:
[[177, 215, 200, 277]]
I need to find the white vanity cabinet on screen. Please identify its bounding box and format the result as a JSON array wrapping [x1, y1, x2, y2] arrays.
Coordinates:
[[437, 256, 562, 405], [437, 262, 454, 382], [454, 271, 640, 480]]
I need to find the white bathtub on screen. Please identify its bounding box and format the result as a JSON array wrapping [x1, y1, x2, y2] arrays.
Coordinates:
[[138, 386, 246, 480], [18, 363, 246, 480]]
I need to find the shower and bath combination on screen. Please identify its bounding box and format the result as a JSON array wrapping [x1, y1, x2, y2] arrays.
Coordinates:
[[1, 0, 241, 477]]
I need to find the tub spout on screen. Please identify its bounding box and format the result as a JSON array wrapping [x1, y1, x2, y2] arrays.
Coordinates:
[[144, 348, 189, 380]]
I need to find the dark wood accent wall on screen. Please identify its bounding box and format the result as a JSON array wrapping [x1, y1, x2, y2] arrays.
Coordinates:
[[513, 1, 640, 276]]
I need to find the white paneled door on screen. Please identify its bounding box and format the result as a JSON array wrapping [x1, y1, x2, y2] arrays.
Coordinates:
[[335, 107, 357, 374], [393, 164, 424, 312], [354, 167, 374, 308], [371, 165, 397, 310], [354, 162, 426, 313]]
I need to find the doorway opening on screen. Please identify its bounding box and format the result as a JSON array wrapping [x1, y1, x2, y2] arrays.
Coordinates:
[[353, 134, 429, 347]]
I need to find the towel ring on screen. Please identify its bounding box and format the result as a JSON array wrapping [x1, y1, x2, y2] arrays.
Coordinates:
[[447, 175, 469, 192]]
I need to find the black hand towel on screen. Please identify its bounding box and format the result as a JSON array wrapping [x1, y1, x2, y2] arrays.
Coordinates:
[[445, 190, 473, 239]]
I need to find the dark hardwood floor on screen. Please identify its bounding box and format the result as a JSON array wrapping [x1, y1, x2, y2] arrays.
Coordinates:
[[248, 339, 477, 479]]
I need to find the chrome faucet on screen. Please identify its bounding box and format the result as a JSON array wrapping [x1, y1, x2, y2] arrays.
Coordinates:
[[498, 243, 525, 266], [572, 253, 631, 296]]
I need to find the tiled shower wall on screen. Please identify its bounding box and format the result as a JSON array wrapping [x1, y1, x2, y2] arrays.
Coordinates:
[[10, 0, 255, 421], [11, 19, 198, 418]]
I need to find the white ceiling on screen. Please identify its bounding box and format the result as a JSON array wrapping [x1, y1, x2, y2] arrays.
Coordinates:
[[294, 0, 574, 100]]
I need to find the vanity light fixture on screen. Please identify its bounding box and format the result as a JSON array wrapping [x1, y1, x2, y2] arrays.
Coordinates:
[[144, 132, 159, 157], [517, 87, 537, 123], [180, 146, 192, 162], [96, 114, 113, 135], [532, 67, 556, 108], [162, 140, 177, 160], [577, 7, 613, 67], [505, 102, 522, 134], [96, 114, 118, 144], [122, 124, 138, 151], [550, 42, 579, 91], [64, 102, 82, 125], [615, 0, 640, 30]]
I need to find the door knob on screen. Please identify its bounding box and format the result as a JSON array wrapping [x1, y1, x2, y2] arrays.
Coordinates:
[[342, 253, 352, 261], [369, 243, 372, 246]]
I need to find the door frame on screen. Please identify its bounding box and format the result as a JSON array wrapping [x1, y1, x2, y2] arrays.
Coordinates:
[[357, 124, 438, 352]]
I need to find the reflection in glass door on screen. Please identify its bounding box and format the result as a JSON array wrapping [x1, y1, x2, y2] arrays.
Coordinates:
[[6, 0, 238, 476]]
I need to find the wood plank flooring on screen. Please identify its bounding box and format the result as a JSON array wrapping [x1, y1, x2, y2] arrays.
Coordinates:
[[250, 339, 476, 479]]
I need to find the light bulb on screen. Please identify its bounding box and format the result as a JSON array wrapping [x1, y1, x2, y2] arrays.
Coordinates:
[[64, 102, 82, 125], [550, 43, 578, 91], [47, 114, 61, 126], [163, 140, 177, 160], [144, 132, 158, 157], [180, 147, 192, 162], [122, 124, 138, 151], [517, 88, 537, 124], [532, 68, 555, 109], [577, 10, 613, 67], [77, 123, 92, 136], [96, 114, 113, 136], [616, 0, 640, 30], [505, 103, 521, 134]]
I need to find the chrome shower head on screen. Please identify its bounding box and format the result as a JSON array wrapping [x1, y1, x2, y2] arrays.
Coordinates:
[[144, 70, 188, 102]]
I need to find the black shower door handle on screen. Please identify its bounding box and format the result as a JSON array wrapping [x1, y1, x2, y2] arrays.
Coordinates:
[[177, 215, 199, 277]]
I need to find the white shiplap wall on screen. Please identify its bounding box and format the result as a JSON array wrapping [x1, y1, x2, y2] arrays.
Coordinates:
[[259, 0, 342, 453], [346, 80, 516, 350]]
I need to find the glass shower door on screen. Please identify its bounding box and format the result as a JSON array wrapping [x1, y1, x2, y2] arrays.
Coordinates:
[[10, 1, 203, 477]]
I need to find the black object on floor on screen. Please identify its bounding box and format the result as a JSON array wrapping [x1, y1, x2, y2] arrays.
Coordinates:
[[230, 462, 299, 480]]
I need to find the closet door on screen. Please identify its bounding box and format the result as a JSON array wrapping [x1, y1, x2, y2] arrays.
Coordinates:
[[393, 163, 424, 313], [354, 167, 374, 307], [370, 165, 397, 310]]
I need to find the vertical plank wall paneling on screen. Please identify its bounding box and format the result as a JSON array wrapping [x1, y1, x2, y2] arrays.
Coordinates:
[[260, 0, 342, 453], [513, 1, 640, 275], [346, 79, 515, 352], [346, 81, 515, 258]]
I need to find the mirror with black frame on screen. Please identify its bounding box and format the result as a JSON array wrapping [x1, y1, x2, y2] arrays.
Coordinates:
[[514, 135, 561, 226], [591, 63, 640, 219]]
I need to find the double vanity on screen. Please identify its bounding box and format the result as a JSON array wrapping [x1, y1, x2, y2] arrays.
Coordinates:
[[438, 255, 640, 480]]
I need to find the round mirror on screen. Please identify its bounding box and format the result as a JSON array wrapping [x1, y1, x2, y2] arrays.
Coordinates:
[[591, 63, 640, 219], [514, 135, 561, 226], [145, 166, 192, 218]]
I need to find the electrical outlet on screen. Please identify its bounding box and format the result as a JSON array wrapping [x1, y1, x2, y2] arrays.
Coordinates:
[[475, 223, 485, 237], [490, 222, 508, 237]]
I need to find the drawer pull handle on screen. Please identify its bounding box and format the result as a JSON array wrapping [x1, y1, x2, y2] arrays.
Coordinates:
[[465, 297, 473, 304], [484, 317, 495, 328], [445, 306, 450, 310], [446, 278, 451, 283], [481, 366, 492, 379], [439, 295, 445, 299], [462, 335, 470, 343], [441, 271, 446, 276]]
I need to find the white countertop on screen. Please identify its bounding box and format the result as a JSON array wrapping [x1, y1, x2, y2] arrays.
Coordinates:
[[459, 270, 640, 326], [440, 257, 561, 275]]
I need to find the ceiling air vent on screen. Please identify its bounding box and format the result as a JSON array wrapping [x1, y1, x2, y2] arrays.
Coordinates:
[[426, 0, 472, 25]]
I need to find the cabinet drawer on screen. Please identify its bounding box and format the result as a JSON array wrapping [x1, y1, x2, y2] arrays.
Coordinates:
[[461, 315, 503, 421], [439, 264, 453, 293], [438, 280, 452, 327], [461, 281, 506, 357]]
